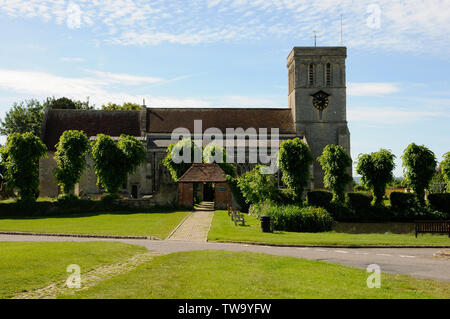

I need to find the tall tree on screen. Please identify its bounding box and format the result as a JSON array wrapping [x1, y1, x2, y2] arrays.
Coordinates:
[[401, 143, 437, 206], [0, 99, 44, 137], [278, 138, 313, 202], [440, 152, 450, 192], [356, 149, 396, 206], [317, 144, 352, 203], [1, 132, 47, 201], [91, 134, 146, 196], [54, 130, 90, 195]]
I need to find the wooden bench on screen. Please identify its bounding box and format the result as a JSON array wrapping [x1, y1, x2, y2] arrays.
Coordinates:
[[415, 220, 450, 238], [230, 207, 245, 226]]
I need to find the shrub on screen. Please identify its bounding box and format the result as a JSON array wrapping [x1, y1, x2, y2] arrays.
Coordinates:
[[306, 190, 332, 208], [57, 193, 79, 203], [428, 193, 450, 215], [346, 192, 373, 213], [325, 201, 355, 221], [262, 204, 334, 232], [237, 165, 279, 205], [390, 192, 416, 211], [100, 192, 120, 204], [276, 188, 297, 205]]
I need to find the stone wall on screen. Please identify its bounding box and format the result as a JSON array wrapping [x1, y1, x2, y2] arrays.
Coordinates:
[[112, 198, 157, 210]]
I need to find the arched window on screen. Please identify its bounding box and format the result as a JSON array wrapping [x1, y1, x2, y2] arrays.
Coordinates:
[[308, 64, 314, 87], [326, 63, 331, 87]]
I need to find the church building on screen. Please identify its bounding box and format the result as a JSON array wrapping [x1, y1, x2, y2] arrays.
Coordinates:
[[39, 47, 351, 205]]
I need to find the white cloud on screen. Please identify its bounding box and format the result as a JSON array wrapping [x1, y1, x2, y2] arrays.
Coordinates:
[[1, 0, 450, 54], [0, 68, 279, 108], [59, 57, 85, 62], [85, 70, 164, 85], [347, 82, 400, 96]]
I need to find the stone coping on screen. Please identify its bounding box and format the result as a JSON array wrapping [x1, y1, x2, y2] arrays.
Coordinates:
[[0, 231, 160, 240]]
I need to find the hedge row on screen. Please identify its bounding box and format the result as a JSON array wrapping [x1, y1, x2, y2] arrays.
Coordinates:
[[428, 193, 450, 214], [0, 198, 165, 217], [250, 203, 334, 232], [303, 190, 448, 222]]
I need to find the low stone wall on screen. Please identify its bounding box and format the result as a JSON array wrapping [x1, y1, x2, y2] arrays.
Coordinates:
[[112, 198, 157, 210]]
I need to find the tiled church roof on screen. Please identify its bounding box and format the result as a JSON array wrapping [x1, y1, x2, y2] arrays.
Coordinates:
[[42, 109, 141, 150], [147, 108, 295, 134], [42, 107, 296, 150]]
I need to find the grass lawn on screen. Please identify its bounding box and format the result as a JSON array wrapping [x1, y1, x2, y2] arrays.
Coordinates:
[[0, 241, 147, 299], [60, 250, 450, 299], [208, 211, 450, 247], [0, 210, 189, 239]]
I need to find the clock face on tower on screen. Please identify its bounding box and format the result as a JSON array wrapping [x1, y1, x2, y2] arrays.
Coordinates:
[[311, 90, 330, 111]]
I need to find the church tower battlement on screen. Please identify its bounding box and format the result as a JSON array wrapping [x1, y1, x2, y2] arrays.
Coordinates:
[[287, 47, 351, 188]]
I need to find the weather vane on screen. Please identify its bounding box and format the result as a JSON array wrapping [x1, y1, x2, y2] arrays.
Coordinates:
[[312, 30, 319, 47]]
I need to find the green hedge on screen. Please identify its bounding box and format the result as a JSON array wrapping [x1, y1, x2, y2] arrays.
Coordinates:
[[390, 192, 416, 210], [389, 192, 417, 219], [346, 192, 373, 212], [0, 198, 168, 217], [306, 190, 332, 208], [428, 193, 450, 215], [261, 204, 334, 232]]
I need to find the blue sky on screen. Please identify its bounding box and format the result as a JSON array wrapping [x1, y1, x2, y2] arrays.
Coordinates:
[[0, 0, 449, 176]]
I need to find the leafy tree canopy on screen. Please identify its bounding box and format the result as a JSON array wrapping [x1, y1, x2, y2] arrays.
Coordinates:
[[237, 165, 279, 205], [0, 99, 44, 137], [317, 144, 352, 203], [91, 134, 146, 195], [54, 130, 90, 194], [356, 149, 396, 206], [101, 102, 141, 111], [401, 143, 437, 206], [162, 138, 202, 182], [278, 138, 313, 202], [0, 97, 93, 138], [440, 152, 450, 192], [46, 96, 94, 110], [1, 132, 47, 201]]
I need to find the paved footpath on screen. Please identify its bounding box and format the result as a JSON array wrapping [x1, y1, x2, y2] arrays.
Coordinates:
[[1, 234, 449, 282], [167, 202, 214, 242]]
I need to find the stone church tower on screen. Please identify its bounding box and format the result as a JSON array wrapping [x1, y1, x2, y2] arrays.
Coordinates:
[[287, 47, 351, 188]]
